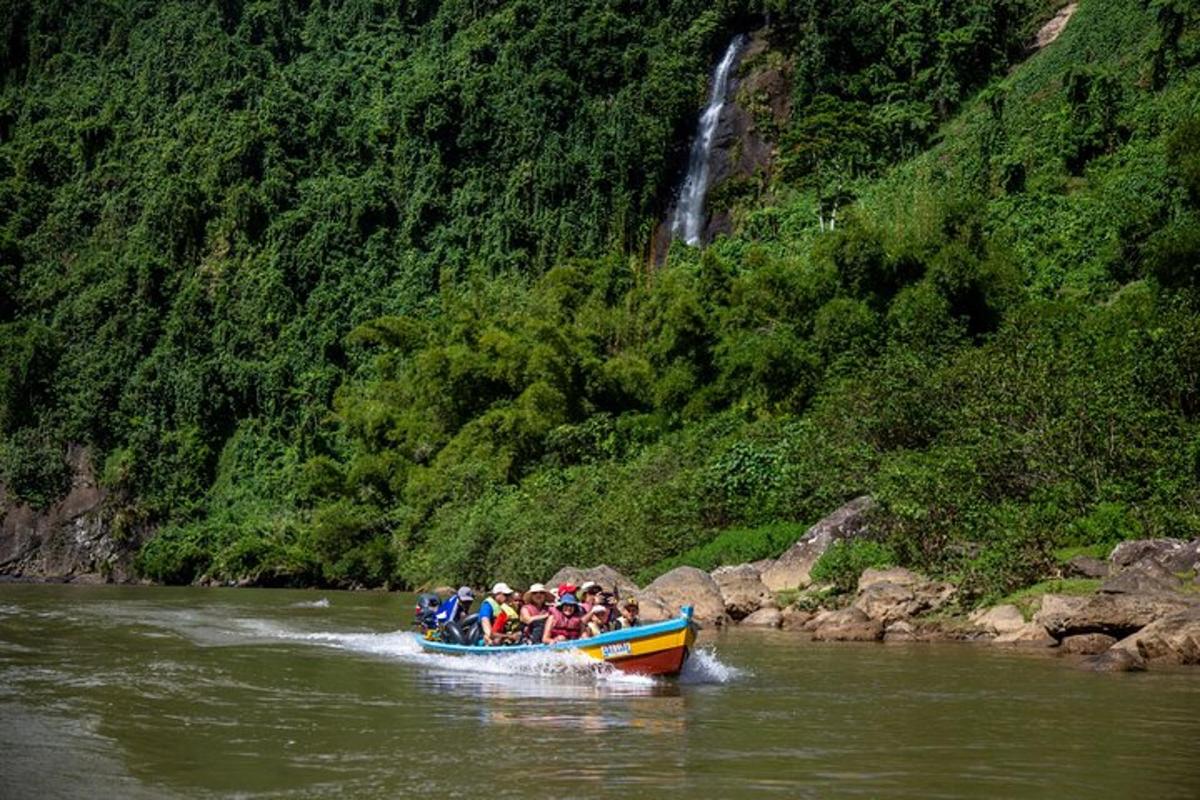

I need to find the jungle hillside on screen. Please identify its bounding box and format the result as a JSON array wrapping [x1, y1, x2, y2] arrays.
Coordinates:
[[2, 0, 1200, 603]]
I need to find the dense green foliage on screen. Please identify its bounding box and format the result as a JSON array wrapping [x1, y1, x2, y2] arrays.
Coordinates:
[[810, 540, 897, 593], [4, 0, 1200, 604]]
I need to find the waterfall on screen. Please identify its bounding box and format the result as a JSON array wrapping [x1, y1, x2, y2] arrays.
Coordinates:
[[670, 34, 748, 246]]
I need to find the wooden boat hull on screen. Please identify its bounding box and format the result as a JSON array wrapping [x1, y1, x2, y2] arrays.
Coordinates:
[[418, 607, 697, 677]]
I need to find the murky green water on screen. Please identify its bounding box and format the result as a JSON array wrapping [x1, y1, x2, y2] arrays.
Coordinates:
[[1, 584, 1197, 799]]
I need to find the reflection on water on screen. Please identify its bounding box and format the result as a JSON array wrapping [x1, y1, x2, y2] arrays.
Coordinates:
[[1, 584, 1198, 800]]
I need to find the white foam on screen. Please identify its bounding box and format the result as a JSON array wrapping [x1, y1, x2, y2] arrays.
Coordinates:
[[290, 598, 331, 608], [680, 645, 746, 685], [231, 618, 741, 693]]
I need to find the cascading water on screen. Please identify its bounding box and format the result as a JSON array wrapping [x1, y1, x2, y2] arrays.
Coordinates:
[[670, 34, 748, 246]]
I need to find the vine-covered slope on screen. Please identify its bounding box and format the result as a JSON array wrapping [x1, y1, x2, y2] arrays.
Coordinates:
[[2, 0, 1199, 600]]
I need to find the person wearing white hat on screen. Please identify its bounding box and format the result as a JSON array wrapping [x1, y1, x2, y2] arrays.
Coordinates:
[[480, 582, 517, 645]]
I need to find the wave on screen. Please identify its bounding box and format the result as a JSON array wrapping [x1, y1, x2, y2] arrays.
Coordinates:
[[289, 597, 331, 608]]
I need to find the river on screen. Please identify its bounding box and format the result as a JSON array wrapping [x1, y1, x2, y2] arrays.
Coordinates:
[[1, 584, 1197, 799]]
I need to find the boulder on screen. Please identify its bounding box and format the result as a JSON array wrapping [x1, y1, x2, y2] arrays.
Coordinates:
[[760, 496, 878, 591], [969, 604, 1027, 636], [1099, 558, 1182, 595], [749, 558, 775, 575], [857, 567, 924, 592], [632, 590, 674, 624], [740, 607, 783, 628], [1083, 648, 1146, 672], [1035, 592, 1195, 640], [883, 620, 916, 642], [1064, 556, 1110, 579], [711, 564, 774, 620], [853, 582, 917, 624], [810, 607, 884, 642], [1059, 633, 1118, 656], [780, 605, 814, 630], [852, 569, 956, 623], [1110, 605, 1200, 666], [643, 566, 727, 625], [803, 608, 839, 632], [548, 565, 639, 596], [1109, 539, 1200, 573], [993, 621, 1057, 647]]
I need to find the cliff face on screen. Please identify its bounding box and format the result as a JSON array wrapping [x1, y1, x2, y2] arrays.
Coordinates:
[[653, 30, 792, 259], [0, 447, 146, 583]]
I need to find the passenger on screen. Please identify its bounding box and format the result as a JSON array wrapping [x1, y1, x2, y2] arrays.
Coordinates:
[[519, 583, 553, 644], [435, 586, 474, 626], [615, 596, 640, 629], [543, 593, 584, 644], [579, 582, 609, 636], [578, 581, 601, 611], [480, 582, 518, 645]]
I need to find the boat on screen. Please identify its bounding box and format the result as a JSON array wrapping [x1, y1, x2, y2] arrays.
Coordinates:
[[417, 606, 697, 677]]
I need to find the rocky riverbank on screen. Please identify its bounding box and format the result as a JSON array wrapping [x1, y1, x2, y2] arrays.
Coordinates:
[[551, 500, 1200, 672]]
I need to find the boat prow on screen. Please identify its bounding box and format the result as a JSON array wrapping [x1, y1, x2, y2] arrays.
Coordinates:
[[417, 606, 697, 677]]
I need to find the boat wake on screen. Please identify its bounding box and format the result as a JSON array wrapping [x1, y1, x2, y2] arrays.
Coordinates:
[[248, 622, 742, 690]]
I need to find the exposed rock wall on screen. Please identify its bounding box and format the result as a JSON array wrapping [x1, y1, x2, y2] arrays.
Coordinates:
[[0, 446, 146, 582], [653, 29, 791, 260]]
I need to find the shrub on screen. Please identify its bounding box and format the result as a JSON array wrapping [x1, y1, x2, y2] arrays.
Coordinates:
[[810, 539, 896, 593]]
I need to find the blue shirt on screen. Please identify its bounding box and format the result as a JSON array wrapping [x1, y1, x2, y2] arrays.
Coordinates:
[[435, 596, 464, 624], [478, 598, 497, 622]]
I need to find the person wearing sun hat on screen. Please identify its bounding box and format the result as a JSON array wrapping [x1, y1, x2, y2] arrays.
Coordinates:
[[543, 592, 584, 643], [615, 595, 640, 629], [519, 583, 552, 643], [578, 581, 609, 636], [480, 582, 516, 645]]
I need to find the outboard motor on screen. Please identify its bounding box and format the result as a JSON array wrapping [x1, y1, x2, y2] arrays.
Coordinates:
[[413, 593, 442, 632]]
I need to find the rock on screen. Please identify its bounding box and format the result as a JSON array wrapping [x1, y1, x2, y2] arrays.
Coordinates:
[[759, 496, 878, 591], [1033, 2, 1077, 49], [548, 565, 640, 597], [780, 605, 814, 630], [1110, 605, 1200, 666], [969, 604, 1027, 636], [711, 564, 774, 620], [0, 446, 147, 583], [643, 566, 727, 625], [1064, 556, 1110, 579], [632, 590, 674, 624], [740, 607, 783, 628], [1099, 558, 1182, 595], [852, 569, 956, 624], [857, 567, 924, 592], [810, 607, 884, 642], [1109, 538, 1200, 573], [1036, 592, 1195, 640], [853, 582, 917, 624], [883, 620, 916, 642], [993, 621, 1057, 647], [1083, 648, 1146, 673], [749, 558, 775, 575], [1060, 633, 1118, 656], [802, 608, 835, 632]]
